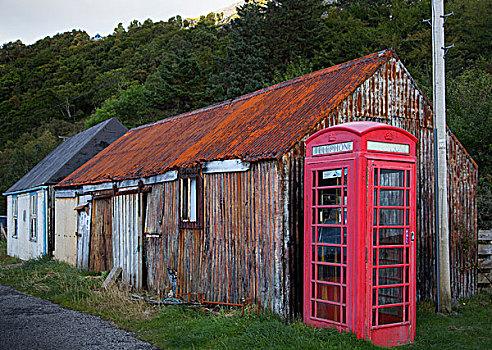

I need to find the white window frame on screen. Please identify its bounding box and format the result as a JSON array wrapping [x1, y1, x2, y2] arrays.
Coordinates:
[[180, 177, 197, 222], [12, 196, 18, 238], [29, 194, 37, 242]]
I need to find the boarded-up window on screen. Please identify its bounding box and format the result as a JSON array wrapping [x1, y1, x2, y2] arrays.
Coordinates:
[[12, 197, 18, 238], [29, 194, 37, 241]]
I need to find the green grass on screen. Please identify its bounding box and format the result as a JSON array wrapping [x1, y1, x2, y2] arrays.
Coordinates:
[[0, 244, 490, 349], [410, 296, 492, 350], [122, 307, 376, 349], [0, 240, 21, 266]]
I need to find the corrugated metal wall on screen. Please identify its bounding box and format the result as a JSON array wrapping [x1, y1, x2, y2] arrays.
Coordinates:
[[113, 193, 143, 289], [447, 132, 478, 298], [280, 147, 305, 317], [416, 127, 438, 300], [137, 57, 477, 316], [143, 163, 290, 316], [144, 182, 179, 295], [202, 162, 285, 314]]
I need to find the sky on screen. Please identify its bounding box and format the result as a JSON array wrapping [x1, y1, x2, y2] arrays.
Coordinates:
[[0, 0, 237, 45]]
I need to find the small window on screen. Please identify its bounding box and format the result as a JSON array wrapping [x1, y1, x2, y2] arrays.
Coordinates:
[[12, 197, 18, 238], [29, 194, 37, 241], [181, 177, 197, 222], [179, 169, 202, 229]]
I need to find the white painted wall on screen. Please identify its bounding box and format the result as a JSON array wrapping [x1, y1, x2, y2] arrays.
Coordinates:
[[7, 189, 47, 260], [54, 197, 78, 266]]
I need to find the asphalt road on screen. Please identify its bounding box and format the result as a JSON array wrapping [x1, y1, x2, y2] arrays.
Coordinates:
[[0, 284, 156, 350]]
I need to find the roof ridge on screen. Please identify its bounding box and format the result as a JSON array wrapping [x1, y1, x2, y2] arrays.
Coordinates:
[[55, 117, 120, 166], [262, 49, 389, 90], [57, 49, 402, 188], [130, 49, 392, 133]]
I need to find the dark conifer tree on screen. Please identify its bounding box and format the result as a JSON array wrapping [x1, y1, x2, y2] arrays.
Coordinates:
[[146, 50, 215, 114], [212, 2, 269, 99], [262, 0, 327, 69]]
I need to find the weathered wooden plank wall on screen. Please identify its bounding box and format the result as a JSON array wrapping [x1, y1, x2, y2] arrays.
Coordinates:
[[89, 197, 113, 272]]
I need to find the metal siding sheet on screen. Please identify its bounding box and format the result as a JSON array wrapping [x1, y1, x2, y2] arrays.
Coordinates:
[[112, 198, 119, 270], [447, 131, 478, 298], [129, 195, 134, 286], [110, 193, 142, 288], [143, 162, 288, 314]]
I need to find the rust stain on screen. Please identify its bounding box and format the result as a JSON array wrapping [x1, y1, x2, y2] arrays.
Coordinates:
[[57, 50, 395, 188]]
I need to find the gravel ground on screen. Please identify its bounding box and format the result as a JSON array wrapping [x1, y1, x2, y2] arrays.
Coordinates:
[[0, 283, 156, 350]]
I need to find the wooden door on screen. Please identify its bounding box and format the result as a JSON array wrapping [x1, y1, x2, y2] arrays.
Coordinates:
[[89, 197, 113, 272], [177, 228, 204, 294]]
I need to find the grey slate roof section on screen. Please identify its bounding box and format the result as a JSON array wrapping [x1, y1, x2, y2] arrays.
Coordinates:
[[5, 118, 127, 194]]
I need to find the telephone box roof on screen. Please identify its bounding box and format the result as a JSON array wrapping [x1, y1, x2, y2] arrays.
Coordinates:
[[58, 49, 403, 188], [306, 121, 418, 143]]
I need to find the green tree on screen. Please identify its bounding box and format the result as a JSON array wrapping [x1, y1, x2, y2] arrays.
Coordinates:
[[263, 0, 327, 68], [272, 58, 314, 84], [0, 131, 61, 214], [210, 2, 267, 99], [146, 50, 216, 115], [85, 84, 152, 129], [446, 0, 492, 77], [214, 0, 328, 99], [447, 67, 492, 228]]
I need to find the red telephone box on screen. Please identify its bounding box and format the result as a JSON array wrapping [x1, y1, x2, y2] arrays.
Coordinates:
[[304, 122, 417, 347]]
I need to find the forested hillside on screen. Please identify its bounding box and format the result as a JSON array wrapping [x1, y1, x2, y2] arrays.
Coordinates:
[[1, 0, 490, 226]]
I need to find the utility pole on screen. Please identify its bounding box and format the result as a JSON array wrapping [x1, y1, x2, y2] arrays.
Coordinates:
[[432, 0, 452, 313]]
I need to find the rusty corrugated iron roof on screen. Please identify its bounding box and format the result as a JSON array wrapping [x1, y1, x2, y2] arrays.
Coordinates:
[[58, 50, 395, 187]]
